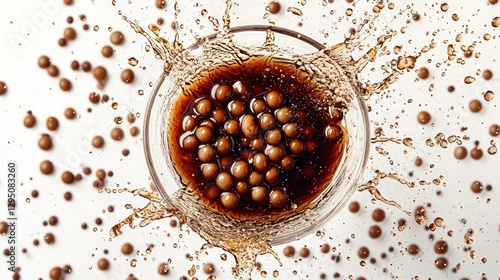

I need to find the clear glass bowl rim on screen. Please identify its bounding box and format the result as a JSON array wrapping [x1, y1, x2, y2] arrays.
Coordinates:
[[143, 25, 371, 244]]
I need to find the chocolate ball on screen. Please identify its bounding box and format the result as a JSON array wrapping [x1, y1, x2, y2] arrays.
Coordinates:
[[212, 108, 228, 124], [195, 99, 213, 117], [201, 162, 219, 180], [288, 139, 305, 155], [324, 124, 342, 142], [252, 152, 270, 172], [265, 165, 281, 184], [251, 98, 267, 114], [227, 99, 246, 117], [182, 114, 198, 131], [275, 107, 293, 124], [283, 123, 300, 138], [231, 160, 250, 180], [251, 186, 268, 203], [215, 136, 232, 155], [232, 81, 249, 97], [280, 155, 294, 170], [215, 171, 235, 191], [266, 145, 285, 163], [241, 114, 259, 140], [214, 84, 233, 102], [197, 145, 216, 163], [235, 181, 250, 195], [195, 125, 214, 143], [265, 90, 284, 109], [224, 119, 240, 135], [269, 188, 288, 208], [248, 171, 264, 186], [265, 128, 283, 145], [220, 191, 239, 209], [258, 112, 276, 131]]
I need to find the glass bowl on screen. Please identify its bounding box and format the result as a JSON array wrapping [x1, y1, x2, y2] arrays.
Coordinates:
[[144, 25, 370, 246]]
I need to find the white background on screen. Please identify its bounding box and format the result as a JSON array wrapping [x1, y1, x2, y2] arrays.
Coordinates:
[[0, 0, 499, 279]]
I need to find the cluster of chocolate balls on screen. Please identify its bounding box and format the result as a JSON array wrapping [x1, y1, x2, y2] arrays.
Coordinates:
[[178, 81, 343, 211]]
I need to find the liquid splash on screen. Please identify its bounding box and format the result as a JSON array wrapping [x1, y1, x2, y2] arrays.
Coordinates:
[[111, 0, 424, 278]]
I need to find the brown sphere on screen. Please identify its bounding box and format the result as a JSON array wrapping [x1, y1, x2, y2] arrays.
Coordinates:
[[268, 1, 281, 14], [93, 66, 108, 81], [470, 147, 483, 160], [235, 181, 250, 195], [64, 108, 76, 119], [358, 246, 370, 259], [182, 114, 197, 131], [251, 98, 267, 114], [101, 45, 114, 57], [469, 99, 482, 113], [92, 136, 105, 148], [269, 188, 287, 208], [240, 114, 258, 140], [265, 165, 281, 184], [38, 134, 53, 150], [231, 160, 250, 180], [201, 162, 219, 180], [0, 81, 6, 95], [417, 67, 430, 79], [454, 146, 467, 160], [47, 65, 59, 77], [252, 152, 270, 172], [251, 186, 268, 203], [97, 258, 110, 270], [38, 55, 51, 68], [232, 81, 249, 97], [275, 107, 293, 124], [61, 171, 75, 184], [59, 78, 72, 91], [283, 123, 300, 138], [369, 225, 382, 238], [288, 139, 305, 155], [198, 145, 216, 163], [212, 108, 228, 124], [215, 136, 232, 155], [110, 31, 125, 45], [227, 99, 246, 117], [121, 243, 134, 255], [324, 124, 342, 142], [40, 160, 54, 175], [372, 208, 386, 222], [490, 124, 500, 136], [195, 99, 213, 117], [280, 155, 294, 170], [195, 126, 214, 143], [266, 145, 285, 163], [250, 137, 266, 151], [24, 113, 36, 128], [417, 111, 431, 124], [182, 135, 200, 151], [265, 90, 284, 109], [248, 171, 264, 186], [111, 127, 124, 141], [49, 267, 63, 280], [265, 129, 283, 145], [220, 192, 239, 209], [63, 27, 77, 40], [259, 112, 276, 131], [121, 69, 135, 83], [215, 171, 235, 191], [224, 119, 240, 135], [214, 84, 233, 102], [46, 117, 59, 131]]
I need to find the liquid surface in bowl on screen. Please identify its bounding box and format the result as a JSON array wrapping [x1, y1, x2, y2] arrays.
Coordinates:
[[167, 55, 346, 220]]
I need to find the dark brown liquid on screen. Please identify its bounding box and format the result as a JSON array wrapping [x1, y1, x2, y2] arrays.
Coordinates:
[[167, 56, 346, 220]]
